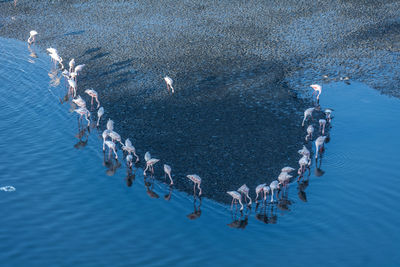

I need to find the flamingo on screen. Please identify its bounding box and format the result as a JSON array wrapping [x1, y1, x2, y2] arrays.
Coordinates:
[[104, 140, 118, 159], [306, 124, 314, 141], [122, 139, 139, 163], [269, 180, 280, 203], [50, 52, 63, 69], [72, 95, 86, 108], [97, 107, 104, 126], [238, 184, 252, 206], [315, 136, 327, 159], [298, 155, 311, 176], [325, 108, 333, 123], [298, 145, 311, 158], [319, 119, 327, 135], [187, 174, 202, 197], [163, 164, 174, 185], [278, 172, 292, 188], [262, 185, 270, 202], [68, 79, 77, 97], [164, 76, 174, 94], [310, 84, 322, 101], [144, 151, 151, 162], [227, 191, 244, 211], [102, 129, 111, 151], [106, 119, 114, 131], [143, 158, 159, 176], [74, 64, 85, 75], [27, 30, 38, 45], [85, 89, 100, 108], [46, 47, 58, 55], [255, 183, 266, 203], [302, 107, 315, 126], [69, 58, 75, 73], [126, 154, 133, 168], [281, 166, 295, 173], [74, 107, 90, 126], [109, 131, 124, 146]]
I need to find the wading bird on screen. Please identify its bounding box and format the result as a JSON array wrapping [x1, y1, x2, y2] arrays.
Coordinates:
[[126, 154, 133, 168], [325, 108, 333, 123], [281, 166, 295, 173], [238, 184, 252, 206], [69, 58, 75, 73], [263, 185, 270, 202], [306, 124, 314, 141], [85, 89, 100, 108], [298, 145, 311, 158], [269, 180, 280, 203], [106, 119, 114, 131], [319, 119, 327, 135], [97, 107, 104, 126], [315, 136, 327, 159], [302, 107, 315, 126], [144, 151, 151, 162], [310, 84, 322, 101], [298, 155, 311, 176], [27, 30, 38, 45], [104, 140, 118, 159], [68, 79, 77, 97], [227, 191, 244, 211], [143, 158, 159, 176], [102, 129, 111, 151], [109, 131, 124, 146], [164, 76, 174, 94], [72, 95, 86, 108], [122, 139, 139, 163], [74, 107, 90, 126], [163, 164, 174, 185], [187, 174, 202, 197], [255, 183, 266, 204]]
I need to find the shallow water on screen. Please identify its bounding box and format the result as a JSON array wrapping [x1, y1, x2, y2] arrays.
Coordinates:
[[0, 38, 399, 266]]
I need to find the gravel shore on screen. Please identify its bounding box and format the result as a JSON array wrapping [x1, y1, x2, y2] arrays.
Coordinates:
[[1, 0, 398, 202]]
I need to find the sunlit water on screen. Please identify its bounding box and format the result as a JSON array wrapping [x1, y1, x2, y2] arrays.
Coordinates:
[[0, 37, 399, 266]]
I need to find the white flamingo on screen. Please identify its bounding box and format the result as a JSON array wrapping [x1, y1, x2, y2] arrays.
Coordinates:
[[263, 185, 270, 202], [106, 119, 114, 131], [74, 107, 90, 126], [126, 154, 133, 168], [109, 131, 124, 146], [269, 180, 280, 203], [27, 30, 38, 45], [278, 172, 292, 188], [298, 145, 311, 158], [302, 107, 315, 126], [227, 191, 244, 211], [281, 166, 295, 173], [144, 158, 159, 176], [122, 139, 139, 163], [255, 183, 266, 203], [97, 107, 104, 126], [238, 184, 252, 205], [164, 76, 174, 93], [72, 95, 86, 108], [163, 164, 174, 185], [187, 174, 202, 197], [310, 84, 322, 100], [104, 140, 118, 159], [102, 129, 111, 151], [69, 58, 75, 73], [68, 79, 77, 97], [85, 89, 100, 108], [325, 108, 333, 123], [306, 124, 314, 141], [144, 151, 151, 162], [315, 136, 327, 159], [319, 119, 327, 135], [298, 155, 311, 175]]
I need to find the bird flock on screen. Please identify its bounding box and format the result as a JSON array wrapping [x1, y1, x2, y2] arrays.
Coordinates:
[[27, 31, 335, 220]]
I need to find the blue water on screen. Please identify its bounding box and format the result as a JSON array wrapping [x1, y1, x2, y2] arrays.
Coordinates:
[[0, 37, 399, 266]]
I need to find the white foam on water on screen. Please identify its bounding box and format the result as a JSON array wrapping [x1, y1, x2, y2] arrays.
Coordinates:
[[0, 186, 16, 192]]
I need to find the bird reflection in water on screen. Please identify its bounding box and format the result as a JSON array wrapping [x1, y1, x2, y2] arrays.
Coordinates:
[[102, 151, 121, 176], [164, 186, 173, 201], [297, 179, 309, 202], [74, 124, 89, 150], [187, 197, 202, 220], [314, 152, 325, 177], [255, 203, 277, 225], [125, 167, 136, 187], [228, 208, 249, 229], [145, 179, 159, 199], [27, 45, 38, 63]]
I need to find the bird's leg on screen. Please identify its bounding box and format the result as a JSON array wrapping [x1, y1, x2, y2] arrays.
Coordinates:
[[231, 199, 234, 209], [133, 152, 139, 163], [168, 173, 173, 185], [193, 183, 196, 197], [255, 192, 259, 204], [95, 97, 100, 109], [143, 164, 149, 176], [91, 96, 94, 107]]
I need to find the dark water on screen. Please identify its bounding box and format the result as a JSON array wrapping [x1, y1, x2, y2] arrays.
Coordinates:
[[0, 38, 399, 266]]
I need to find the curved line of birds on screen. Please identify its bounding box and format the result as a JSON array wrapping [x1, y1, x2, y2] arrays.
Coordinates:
[[28, 30, 333, 211]]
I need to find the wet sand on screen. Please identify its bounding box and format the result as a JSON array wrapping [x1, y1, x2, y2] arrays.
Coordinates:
[[0, 0, 399, 202]]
